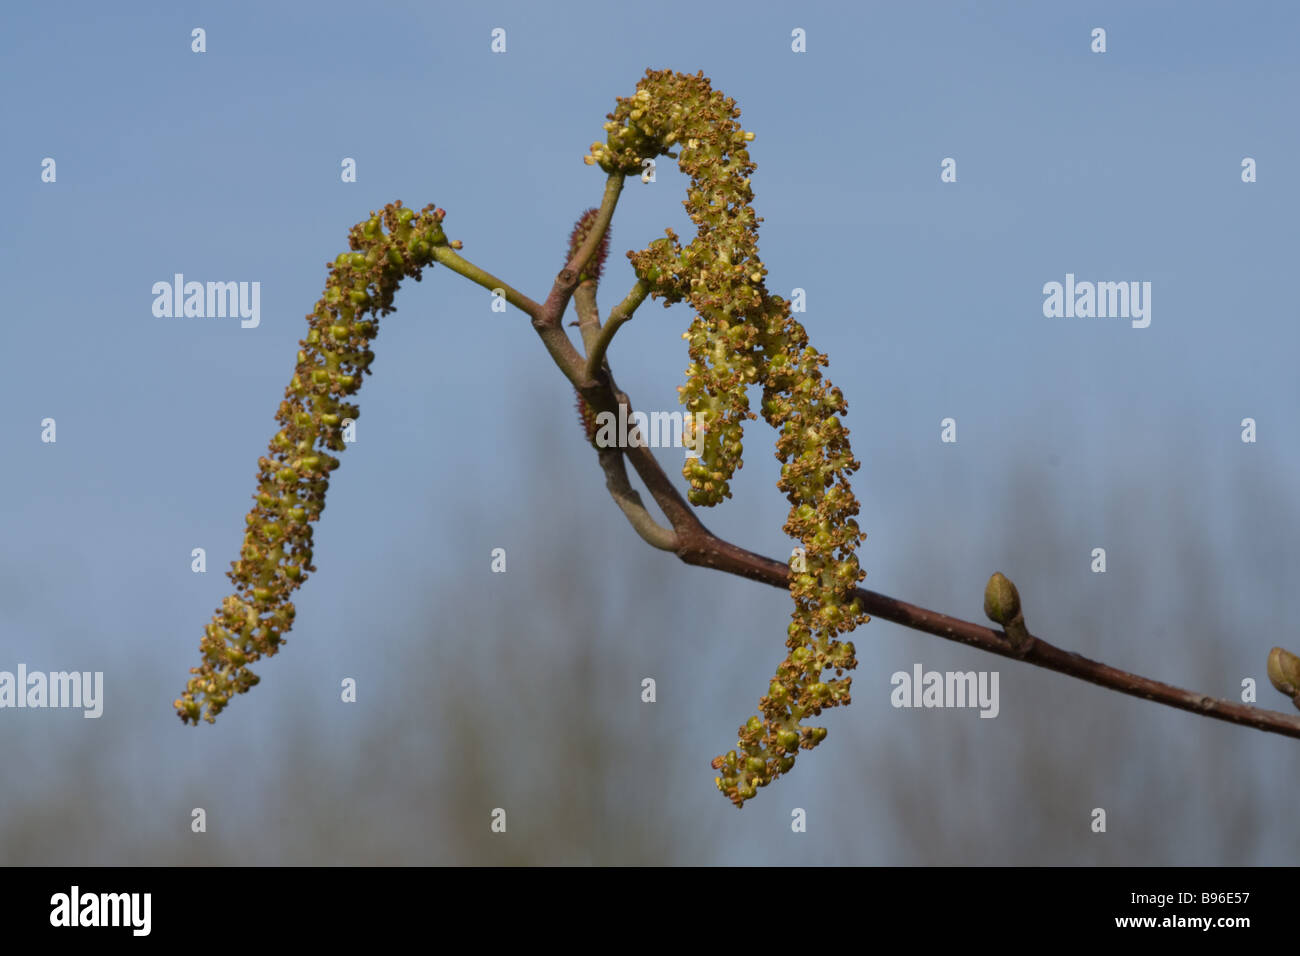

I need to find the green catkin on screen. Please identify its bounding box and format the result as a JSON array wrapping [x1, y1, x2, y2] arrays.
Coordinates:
[[586, 69, 869, 807], [175, 201, 450, 725]]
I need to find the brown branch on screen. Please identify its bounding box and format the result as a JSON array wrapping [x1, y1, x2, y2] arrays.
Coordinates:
[[539, 175, 623, 331], [573, 283, 603, 356], [596, 446, 678, 551], [671, 527, 1300, 738], [587, 370, 1300, 741], [520, 176, 1300, 748], [529, 174, 626, 394]]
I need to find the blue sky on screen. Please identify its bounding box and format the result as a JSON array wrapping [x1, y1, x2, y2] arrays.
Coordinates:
[[2, 1, 1299, 863]]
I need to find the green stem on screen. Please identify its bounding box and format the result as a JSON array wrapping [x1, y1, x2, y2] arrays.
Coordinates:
[[567, 174, 624, 283], [574, 284, 602, 356], [585, 279, 649, 379], [430, 246, 543, 319]]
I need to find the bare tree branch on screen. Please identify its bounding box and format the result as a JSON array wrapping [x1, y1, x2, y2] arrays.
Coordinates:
[[596, 446, 678, 551], [527, 244, 1300, 742]]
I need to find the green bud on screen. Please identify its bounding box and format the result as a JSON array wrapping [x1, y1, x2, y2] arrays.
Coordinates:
[[1267, 647, 1300, 699], [983, 572, 1021, 625]]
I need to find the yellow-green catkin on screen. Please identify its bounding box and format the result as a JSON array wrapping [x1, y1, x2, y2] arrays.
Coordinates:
[[586, 69, 869, 807], [175, 202, 450, 724]]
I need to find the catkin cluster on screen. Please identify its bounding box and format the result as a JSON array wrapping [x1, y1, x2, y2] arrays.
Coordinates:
[[586, 69, 869, 806], [175, 202, 449, 724]]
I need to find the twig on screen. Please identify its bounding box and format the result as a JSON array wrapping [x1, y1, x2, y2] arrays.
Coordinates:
[[518, 160, 1300, 749], [674, 527, 1300, 740], [585, 279, 649, 380], [430, 245, 543, 317]]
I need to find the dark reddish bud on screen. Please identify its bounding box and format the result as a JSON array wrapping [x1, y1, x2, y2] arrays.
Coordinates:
[[575, 391, 598, 445], [566, 208, 610, 283]]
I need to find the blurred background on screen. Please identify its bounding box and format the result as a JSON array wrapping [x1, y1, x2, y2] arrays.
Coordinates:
[[1, 0, 1297, 864]]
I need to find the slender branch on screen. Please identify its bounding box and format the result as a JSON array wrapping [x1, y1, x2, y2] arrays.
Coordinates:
[[585, 279, 649, 380], [667, 520, 1300, 741], [527, 177, 626, 391], [596, 446, 677, 550], [568, 367, 1300, 741], [538, 173, 624, 331], [610, 390, 707, 536], [566, 174, 624, 294], [519, 144, 1300, 749], [574, 284, 602, 356], [430, 245, 542, 319]]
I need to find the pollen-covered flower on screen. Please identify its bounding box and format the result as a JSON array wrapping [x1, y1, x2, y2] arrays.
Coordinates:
[[606, 69, 870, 806], [176, 201, 453, 725]]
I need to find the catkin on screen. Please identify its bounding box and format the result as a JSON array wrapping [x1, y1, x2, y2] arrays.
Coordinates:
[[175, 202, 449, 724], [586, 70, 869, 806]]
